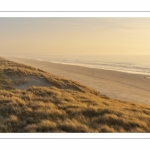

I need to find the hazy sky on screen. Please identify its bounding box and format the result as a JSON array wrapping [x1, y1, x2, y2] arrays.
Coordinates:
[[0, 17, 150, 56]]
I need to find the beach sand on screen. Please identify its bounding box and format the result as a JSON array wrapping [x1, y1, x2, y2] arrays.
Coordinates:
[[6, 56, 150, 105]]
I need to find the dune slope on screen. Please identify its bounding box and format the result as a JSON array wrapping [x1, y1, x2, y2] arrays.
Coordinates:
[[0, 57, 150, 132]]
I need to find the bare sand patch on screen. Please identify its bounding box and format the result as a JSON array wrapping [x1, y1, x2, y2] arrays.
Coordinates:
[[5, 75, 51, 90]]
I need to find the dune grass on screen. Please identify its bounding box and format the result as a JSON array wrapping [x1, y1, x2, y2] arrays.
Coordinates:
[[0, 56, 150, 132]]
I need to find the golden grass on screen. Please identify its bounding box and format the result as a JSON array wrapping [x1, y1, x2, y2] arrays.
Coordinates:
[[0, 56, 150, 132]]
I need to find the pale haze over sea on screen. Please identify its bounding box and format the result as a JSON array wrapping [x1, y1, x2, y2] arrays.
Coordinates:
[[1, 18, 150, 76]]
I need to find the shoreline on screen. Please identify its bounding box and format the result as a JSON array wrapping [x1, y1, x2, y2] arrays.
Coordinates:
[[5, 56, 150, 105], [50, 60, 150, 77], [3, 55, 150, 77]]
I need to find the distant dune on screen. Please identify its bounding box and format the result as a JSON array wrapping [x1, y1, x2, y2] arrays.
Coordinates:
[[0, 56, 150, 132]]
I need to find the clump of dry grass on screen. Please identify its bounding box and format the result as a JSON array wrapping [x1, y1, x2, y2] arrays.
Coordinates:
[[0, 56, 150, 133]]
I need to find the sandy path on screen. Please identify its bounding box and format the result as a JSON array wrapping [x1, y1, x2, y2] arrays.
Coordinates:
[[6, 56, 150, 105]]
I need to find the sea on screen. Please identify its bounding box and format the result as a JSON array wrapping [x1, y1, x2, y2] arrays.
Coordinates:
[[5, 54, 150, 76]]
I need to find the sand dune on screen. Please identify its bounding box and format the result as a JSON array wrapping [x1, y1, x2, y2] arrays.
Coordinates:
[[1, 56, 150, 132], [6, 56, 150, 105]]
